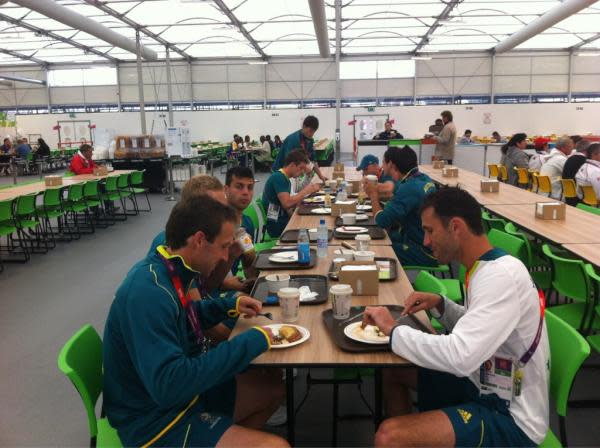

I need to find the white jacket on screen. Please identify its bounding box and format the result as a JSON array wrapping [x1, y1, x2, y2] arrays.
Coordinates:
[[391, 253, 549, 443], [539, 149, 567, 199], [575, 159, 600, 199]]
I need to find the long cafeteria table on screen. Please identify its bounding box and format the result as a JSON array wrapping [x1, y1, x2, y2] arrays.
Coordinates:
[[562, 244, 600, 268], [419, 164, 556, 206], [231, 245, 431, 444]]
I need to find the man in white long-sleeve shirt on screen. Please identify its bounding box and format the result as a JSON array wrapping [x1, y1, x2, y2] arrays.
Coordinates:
[[539, 136, 574, 199], [363, 188, 549, 447]]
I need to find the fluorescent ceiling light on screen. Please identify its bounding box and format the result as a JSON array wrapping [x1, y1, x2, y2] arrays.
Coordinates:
[[576, 52, 600, 57], [411, 56, 432, 61], [248, 61, 268, 65]]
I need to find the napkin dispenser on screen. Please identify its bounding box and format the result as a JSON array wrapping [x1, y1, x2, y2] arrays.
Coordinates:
[[442, 166, 459, 177], [535, 202, 565, 220], [44, 175, 63, 186], [332, 171, 345, 181], [331, 201, 356, 217], [481, 179, 500, 192], [432, 160, 446, 169], [348, 180, 362, 193], [338, 261, 379, 295]]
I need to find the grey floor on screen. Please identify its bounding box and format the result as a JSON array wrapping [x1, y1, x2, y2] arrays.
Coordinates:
[[1, 164, 600, 447]]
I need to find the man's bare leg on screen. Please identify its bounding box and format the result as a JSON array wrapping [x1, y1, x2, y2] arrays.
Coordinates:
[[234, 368, 284, 429], [375, 410, 455, 447], [216, 425, 289, 448], [383, 367, 417, 417]]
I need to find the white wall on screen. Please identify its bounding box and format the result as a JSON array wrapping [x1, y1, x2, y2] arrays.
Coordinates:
[[15, 102, 600, 150]]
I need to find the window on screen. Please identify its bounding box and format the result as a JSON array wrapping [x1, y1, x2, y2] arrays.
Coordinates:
[[48, 66, 117, 87], [340, 60, 415, 80]]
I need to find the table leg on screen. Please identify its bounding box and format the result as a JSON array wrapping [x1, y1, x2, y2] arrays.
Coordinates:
[[285, 367, 295, 445], [374, 367, 382, 429]]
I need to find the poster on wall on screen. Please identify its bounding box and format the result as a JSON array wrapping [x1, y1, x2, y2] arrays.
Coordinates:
[[483, 113, 492, 125]]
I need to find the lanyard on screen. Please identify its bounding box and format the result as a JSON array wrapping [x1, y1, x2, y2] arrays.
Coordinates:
[[465, 259, 545, 367], [159, 254, 205, 346]]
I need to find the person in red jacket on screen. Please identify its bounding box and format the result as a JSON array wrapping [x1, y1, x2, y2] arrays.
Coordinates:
[[69, 143, 96, 174]]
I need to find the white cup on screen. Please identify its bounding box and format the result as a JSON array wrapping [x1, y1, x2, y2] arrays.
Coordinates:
[[327, 180, 338, 190], [341, 213, 356, 225], [333, 249, 354, 261], [330, 284, 353, 319], [266, 274, 290, 294], [366, 174, 378, 185], [278, 287, 300, 322], [353, 250, 375, 261], [355, 234, 371, 251]]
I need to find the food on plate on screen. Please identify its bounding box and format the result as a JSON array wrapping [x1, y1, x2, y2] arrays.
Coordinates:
[[273, 325, 303, 345], [354, 324, 388, 342]]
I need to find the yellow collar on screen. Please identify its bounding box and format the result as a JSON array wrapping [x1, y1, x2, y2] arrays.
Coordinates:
[[156, 245, 200, 273]]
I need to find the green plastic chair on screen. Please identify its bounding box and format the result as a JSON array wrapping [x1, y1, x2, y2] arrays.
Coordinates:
[[481, 210, 508, 233], [487, 228, 527, 261], [584, 264, 600, 335], [543, 245, 599, 334], [413, 270, 448, 333], [116, 174, 136, 215], [15, 193, 48, 254], [100, 177, 126, 221], [57, 325, 123, 448], [576, 203, 600, 216], [438, 264, 466, 304], [242, 200, 275, 243], [129, 170, 151, 212], [37, 187, 66, 248], [504, 222, 551, 290], [539, 313, 590, 447], [0, 198, 24, 269]]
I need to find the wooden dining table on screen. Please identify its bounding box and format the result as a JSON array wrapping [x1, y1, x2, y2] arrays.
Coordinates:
[[562, 244, 600, 268], [231, 245, 432, 443]]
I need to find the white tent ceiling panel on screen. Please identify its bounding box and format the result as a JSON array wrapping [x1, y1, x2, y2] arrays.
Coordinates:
[[530, 75, 568, 93], [417, 59, 455, 78], [377, 78, 414, 97], [416, 77, 453, 96], [192, 83, 229, 101], [227, 64, 264, 83], [301, 62, 336, 82], [573, 55, 600, 73], [266, 81, 302, 100], [454, 76, 492, 95], [341, 79, 376, 98], [228, 82, 264, 101], [84, 85, 119, 103], [453, 57, 491, 77], [267, 63, 304, 82], [13, 88, 47, 106], [571, 74, 600, 92], [494, 75, 531, 94], [531, 55, 569, 75], [302, 80, 335, 99], [494, 56, 533, 76], [186, 42, 258, 58], [192, 64, 227, 83], [50, 86, 85, 103]]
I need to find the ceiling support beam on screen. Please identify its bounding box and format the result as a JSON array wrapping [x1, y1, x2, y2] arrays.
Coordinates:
[[83, 0, 192, 61], [0, 12, 120, 63], [494, 0, 597, 54], [414, 0, 463, 53], [0, 48, 47, 66], [11, 0, 157, 60], [569, 31, 600, 50], [334, 0, 341, 162], [309, 0, 331, 58], [213, 0, 268, 60], [0, 73, 46, 85]]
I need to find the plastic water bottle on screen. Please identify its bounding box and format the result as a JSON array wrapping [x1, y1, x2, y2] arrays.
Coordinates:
[[317, 219, 328, 258], [337, 182, 348, 202], [297, 228, 311, 265]]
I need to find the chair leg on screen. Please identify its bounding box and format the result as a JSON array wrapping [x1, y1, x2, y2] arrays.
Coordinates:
[[332, 383, 339, 447]]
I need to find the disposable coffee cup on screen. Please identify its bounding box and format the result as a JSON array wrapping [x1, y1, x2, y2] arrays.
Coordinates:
[[341, 213, 356, 225], [266, 274, 290, 294], [278, 287, 300, 322], [366, 174, 378, 185], [355, 234, 371, 252], [330, 284, 353, 319]]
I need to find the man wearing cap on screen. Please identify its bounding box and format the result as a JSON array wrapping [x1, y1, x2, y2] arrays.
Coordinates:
[[374, 121, 403, 140], [528, 138, 550, 172], [357, 154, 395, 198]]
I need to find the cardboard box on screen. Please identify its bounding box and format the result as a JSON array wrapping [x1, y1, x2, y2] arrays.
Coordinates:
[[442, 167, 459, 177], [481, 179, 500, 192], [432, 160, 446, 169], [331, 201, 357, 217], [44, 175, 62, 186], [535, 202, 566, 220], [93, 166, 109, 176], [334, 162, 345, 171], [332, 171, 345, 181], [338, 261, 379, 295], [348, 179, 362, 194]]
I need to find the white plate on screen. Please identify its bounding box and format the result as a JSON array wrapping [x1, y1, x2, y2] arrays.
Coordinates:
[[336, 226, 369, 234], [268, 251, 298, 263], [304, 195, 325, 203], [344, 322, 389, 345], [356, 204, 372, 211], [311, 208, 331, 214], [355, 214, 369, 221], [266, 324, 311, 349]]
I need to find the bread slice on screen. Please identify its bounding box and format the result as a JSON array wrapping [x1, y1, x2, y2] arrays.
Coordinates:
[[279, 325, 302, 343]]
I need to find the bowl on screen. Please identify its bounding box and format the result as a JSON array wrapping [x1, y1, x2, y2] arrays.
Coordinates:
[[353, 250, 375, 261], [265, 273, 291, 294], [341, 213, 356, 225]]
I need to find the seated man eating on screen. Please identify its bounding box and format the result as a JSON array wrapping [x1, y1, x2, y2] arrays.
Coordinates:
[[103, 195, 287, 447]]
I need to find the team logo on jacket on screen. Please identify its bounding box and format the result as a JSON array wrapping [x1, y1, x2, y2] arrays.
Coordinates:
[[457, 408, 472, 424]]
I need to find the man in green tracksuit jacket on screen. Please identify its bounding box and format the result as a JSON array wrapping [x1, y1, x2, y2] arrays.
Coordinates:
[[103, 196, 287, 447], [366, 146, 439, 267]]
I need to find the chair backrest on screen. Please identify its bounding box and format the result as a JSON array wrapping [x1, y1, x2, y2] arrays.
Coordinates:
[[487, 164, 499, 178], [242, 201, 261, 242], [487, 228, 527, 262], [83, 180, 99, 198], [481, 210, 507, 233], [413, 270, 448, 296], [546, 312, 590, 417], [530, 170, 539, 191], [105, 176, 119, 192], [515, 167, 529, 186], [130, 170, 144, 186], [117, 174, 129, 189], [576, 202, 600, 216], [498, 165, 508, 182], [542, 244, 590, 302], [537, 175, 553, 195], [560, 179, 578, 199], [43, 187, 62, 208], [57, 325, 104, 439], [16, 193, 37, 216], [579, 184, 598, 207], [504, 222, 534, 267], [0, 198, 14, 222], [67, 183, 84, 202]]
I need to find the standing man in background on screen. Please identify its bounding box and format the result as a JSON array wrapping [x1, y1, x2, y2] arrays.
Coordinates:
[[272, 115, 327, 182], [433, 111, 457, 165]]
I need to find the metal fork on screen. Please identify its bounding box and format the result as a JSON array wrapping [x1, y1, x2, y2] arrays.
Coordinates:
[[257, 312, 273, 320]]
